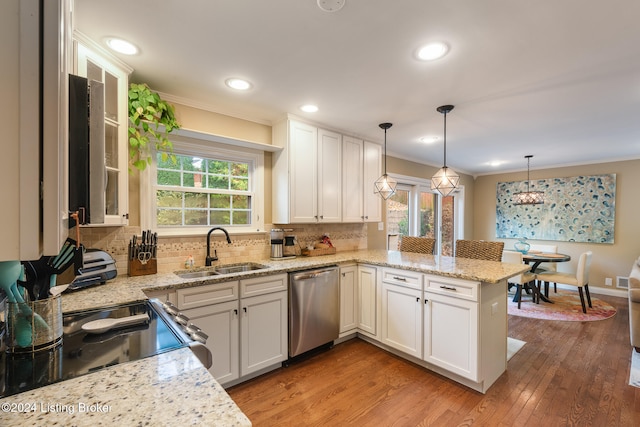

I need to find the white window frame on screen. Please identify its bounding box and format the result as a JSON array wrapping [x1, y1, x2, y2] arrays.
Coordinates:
[[386, 173, 464, 255], [140, 134, 265, 237]]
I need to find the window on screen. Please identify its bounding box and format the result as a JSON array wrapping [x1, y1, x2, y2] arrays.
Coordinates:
[[140, 135, 265, 236], [386, 174, 463, 255]]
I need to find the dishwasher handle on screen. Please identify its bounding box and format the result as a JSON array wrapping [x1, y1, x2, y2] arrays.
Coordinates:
[[291, 267, 337, 281]]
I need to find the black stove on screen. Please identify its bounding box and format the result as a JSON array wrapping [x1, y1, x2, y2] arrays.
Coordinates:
[[0, 299, 208, 399]]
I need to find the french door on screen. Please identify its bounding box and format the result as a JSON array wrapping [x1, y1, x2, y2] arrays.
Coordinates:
[[386, 178, 463, 256]]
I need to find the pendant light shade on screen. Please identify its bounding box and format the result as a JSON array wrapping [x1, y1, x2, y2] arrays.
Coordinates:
[[431, 105, 459, 197], [374, 122, 397, 200], [512, 155, 544, 205]]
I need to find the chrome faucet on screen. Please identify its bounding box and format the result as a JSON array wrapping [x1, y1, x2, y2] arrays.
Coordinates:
[[206, 227, 232, 266]]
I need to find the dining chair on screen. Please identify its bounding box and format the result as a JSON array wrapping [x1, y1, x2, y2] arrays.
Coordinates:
[[502, 251, 538, 308], [398, 236, 436, 254], [529, 243, 559, 292], [455, 240, 504, 262], [536, 251, 593, 313]]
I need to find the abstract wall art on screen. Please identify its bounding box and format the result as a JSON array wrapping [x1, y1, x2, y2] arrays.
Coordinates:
[[496, 174, 616, 243]]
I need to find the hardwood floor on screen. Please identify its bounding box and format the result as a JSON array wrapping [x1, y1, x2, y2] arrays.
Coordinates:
[[227, 294, 640, 426]]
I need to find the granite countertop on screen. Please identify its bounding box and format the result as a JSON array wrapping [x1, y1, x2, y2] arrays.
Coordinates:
[[0, 348, 250, 427], [0, 249, 527, 425], [60, 249, 530, 313]]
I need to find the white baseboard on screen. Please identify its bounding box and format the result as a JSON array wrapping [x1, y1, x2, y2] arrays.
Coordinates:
[[555, 283, 627, 299]]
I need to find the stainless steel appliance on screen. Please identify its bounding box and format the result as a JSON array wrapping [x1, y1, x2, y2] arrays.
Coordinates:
[[270, 229, 284, 259], [288, 266, 339, 358], [0, 298, 211, 398]]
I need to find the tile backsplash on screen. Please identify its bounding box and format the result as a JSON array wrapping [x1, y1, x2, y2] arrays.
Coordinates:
[[77, 223, 368, 275]]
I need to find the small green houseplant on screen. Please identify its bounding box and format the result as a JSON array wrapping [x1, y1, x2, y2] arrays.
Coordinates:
[[128, 83, 180, 171]]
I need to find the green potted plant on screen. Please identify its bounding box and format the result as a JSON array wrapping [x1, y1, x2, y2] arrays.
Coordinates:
[[128, 83, 180, 171]]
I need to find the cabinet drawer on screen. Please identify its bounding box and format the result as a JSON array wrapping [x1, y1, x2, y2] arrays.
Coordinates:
[[424, 275, 479, 302], [176, 281, 239, 310], [381, 268, 422, 290], [240, 273, 288, 298]]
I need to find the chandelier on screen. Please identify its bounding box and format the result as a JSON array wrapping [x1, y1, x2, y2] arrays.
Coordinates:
[[430, 105, 459, 197], [513, 155, 544, 205]]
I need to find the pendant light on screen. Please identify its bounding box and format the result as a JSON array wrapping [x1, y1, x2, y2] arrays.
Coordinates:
[[374, 122, 397, 200], [431, 105, 459, 197], [512, 155, 544, 205]]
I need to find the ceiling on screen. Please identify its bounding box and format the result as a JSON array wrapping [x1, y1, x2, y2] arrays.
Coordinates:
[[74, 0, 640, 176]]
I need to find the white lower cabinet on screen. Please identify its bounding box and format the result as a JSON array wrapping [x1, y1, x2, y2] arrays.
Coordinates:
[[240, 290, 288, 377], [357, 265, 378, 337], [182, 300, 240, 385], [175, 274, 288, 387], [381, 282, 423, 358], [423, 276, 480, 381], [339, 265, 358, 335]]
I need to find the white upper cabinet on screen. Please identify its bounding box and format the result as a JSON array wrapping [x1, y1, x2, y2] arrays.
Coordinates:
[[342, 136, 364, 222], [342, 137, 382, 223], [317, 128, 342, 223], [272, 119, 342, 223], [273, 117, 380, 224], [362, 141, 382, 222], [74, 33, 131, 226]]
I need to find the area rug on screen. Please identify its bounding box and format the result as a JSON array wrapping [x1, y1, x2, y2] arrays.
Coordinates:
[[630, 350, 640, 388], [507, 337, 526, 361], [507, 289, 617, 321]]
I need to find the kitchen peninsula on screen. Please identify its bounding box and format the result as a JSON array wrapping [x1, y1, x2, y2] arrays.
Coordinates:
[[0, 250, 528, 426]]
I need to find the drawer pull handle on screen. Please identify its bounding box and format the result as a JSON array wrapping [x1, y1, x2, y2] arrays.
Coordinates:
[[393, 276, 407, 281], [234, 309, 238, 315], [416, 297, 420, 302], [440, 285, 457, 291]]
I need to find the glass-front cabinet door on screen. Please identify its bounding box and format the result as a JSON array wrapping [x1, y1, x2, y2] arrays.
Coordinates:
[[74, 33, 131, 225]]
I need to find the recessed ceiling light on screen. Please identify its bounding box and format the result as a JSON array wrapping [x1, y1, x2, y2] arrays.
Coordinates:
[[416, 42, 449, 61], [300, 104, 319, 113], [225, 78, 252, 91], [317, 0, 346, 12], [105, 38, 138, 55], [419, 136, 439, 144], [488, 161, 504, 167]]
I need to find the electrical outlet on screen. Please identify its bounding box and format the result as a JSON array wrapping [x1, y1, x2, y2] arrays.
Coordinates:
[[605, 277, 613, 286], [378, 222, 384, 231]]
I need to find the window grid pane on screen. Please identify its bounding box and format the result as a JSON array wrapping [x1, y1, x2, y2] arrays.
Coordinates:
[[156, 152, 252, 227]]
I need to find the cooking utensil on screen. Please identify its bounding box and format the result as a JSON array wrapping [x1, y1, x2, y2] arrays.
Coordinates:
[[81, 313, 149, 334]]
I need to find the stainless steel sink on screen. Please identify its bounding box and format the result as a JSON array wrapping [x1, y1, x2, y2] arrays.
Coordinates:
[[213, 263, 268, 275], [175, 263, 268, 279], [175, 270, 221, 279]]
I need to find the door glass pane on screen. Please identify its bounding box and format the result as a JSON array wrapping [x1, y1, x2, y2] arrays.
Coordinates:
[[441, 195, 455, 256], [419, 191, 436, 238], [104, 71, 118, 121], [106, 170, 119, 215], [105, 122, 118, 168], [387, 189, 410, 242], [86, 60, 102, 83]]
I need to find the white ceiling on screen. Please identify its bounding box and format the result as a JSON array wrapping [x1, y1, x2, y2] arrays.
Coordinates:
[[74, 0, 640, 176]]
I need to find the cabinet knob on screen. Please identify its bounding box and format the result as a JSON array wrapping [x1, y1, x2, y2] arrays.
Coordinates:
[[234, 309, 238, 315], [320, 215, 324, 219], [243, 307, 247, 313], [416, 297, 420, 303], [365, 216, 368, 219]]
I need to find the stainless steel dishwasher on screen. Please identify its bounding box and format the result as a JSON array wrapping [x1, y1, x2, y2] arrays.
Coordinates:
[[288, 266, 340, 358]]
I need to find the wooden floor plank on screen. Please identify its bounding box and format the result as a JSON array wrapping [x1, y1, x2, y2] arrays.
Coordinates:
[[228, 294, 640, 426]]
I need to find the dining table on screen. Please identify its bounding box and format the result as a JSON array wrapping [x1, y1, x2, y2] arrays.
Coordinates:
[[520, 251, 571, 302]]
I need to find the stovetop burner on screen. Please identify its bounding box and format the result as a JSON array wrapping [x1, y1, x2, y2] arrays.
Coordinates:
[[0, 300, 186, 398]]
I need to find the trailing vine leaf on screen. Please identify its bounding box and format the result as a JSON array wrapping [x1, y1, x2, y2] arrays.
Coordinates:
[[128, 83, 180, 171]]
